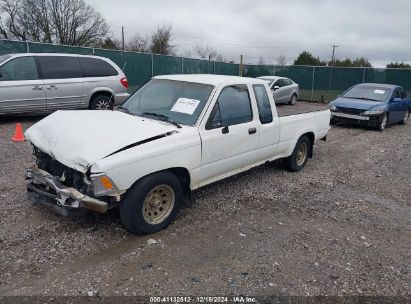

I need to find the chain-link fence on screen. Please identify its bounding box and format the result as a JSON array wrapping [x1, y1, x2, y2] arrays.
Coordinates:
[[243, 65, 411, 101], [1, 39, 410, 102]]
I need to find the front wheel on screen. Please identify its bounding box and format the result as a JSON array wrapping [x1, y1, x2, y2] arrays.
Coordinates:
[[120, 172, 182, 234], [289, 94, 297, 105], [285, 136, 311, 172], [377, 113, 388, 131]]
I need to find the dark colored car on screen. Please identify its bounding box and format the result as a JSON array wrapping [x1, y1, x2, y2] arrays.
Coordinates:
[[328, 83, 411, 131]]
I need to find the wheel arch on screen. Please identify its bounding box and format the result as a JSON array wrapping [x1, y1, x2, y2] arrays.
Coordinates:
[[89, 90, 114, 109], [301, 132, 315, 158], [126, 167, 192, 207]]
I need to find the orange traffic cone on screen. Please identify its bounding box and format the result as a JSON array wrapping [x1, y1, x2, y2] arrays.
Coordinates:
[[12, 123, 25, 142]]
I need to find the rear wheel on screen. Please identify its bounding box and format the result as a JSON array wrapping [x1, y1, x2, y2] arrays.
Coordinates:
[[89, 94, 113, 110], [120, 171, 182, 234], [285, 136, 311, 172], [377, 113, 388, 131], [399, 111, 409, 125], [289, 94, 297, 105]]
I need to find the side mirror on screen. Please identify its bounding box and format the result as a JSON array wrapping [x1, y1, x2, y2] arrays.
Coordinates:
[[272, 86, 280, 91], [393, 97, 402, 102]]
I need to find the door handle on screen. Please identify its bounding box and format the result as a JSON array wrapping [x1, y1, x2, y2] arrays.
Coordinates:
[[32, 86, 43, 90], [248, 127, 257, 134], [47, 85, 57, 90]]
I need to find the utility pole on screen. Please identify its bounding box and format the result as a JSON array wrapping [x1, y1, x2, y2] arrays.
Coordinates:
[[239, 54, 243, 77], [331, 44, 339, 66], [122, 26, 125, 51]]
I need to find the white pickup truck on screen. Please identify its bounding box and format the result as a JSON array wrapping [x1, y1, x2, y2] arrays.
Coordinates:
[[25, 75, 330, 234]]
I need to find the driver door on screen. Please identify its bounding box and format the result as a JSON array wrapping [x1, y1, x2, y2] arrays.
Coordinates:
[[198, 84, 260, 184]]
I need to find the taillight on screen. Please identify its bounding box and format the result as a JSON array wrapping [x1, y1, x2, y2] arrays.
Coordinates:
[[120, 77, 128, 89]]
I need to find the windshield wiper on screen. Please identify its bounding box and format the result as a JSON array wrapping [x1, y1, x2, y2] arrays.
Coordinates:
[[140, 112, 182, 128], [118, 106, 131, 114]]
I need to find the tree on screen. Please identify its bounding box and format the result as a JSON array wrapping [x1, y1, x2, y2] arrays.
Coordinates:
[[0, 0, 109, 46], [334, 57, 372, 67], [294, 51, 326, 66], [215, 54, 225, 62], [100, 37, 120, 50], [277, 55, 287, 66], [150, 24, 174, 55], [352, 57, 372, 67], [193, 44, 217, 60], [386, 62, 411, 69], [127, 33, 150, 52]]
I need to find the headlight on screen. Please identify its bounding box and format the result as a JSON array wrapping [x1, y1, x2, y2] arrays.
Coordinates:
[[363, 109, 384, 115], [329, 105, 337, 111], [90, 174, 118, 196]]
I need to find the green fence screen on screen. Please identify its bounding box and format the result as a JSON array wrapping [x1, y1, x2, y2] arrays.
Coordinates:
[[1, 39, 410, 102]]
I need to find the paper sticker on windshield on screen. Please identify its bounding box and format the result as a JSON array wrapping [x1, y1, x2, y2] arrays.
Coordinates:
[[374, 89, 386, 94], [171, 98, 200, 115]]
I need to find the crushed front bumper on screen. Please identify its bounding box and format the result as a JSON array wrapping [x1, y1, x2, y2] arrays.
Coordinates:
[[26, 166, 108, 214], [331, 112, 381, 127]]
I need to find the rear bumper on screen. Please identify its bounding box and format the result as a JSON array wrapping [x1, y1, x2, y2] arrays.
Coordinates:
[[331, 112, 381, 127], [26, 166, 108, 214], [113, 92, 130, 105]]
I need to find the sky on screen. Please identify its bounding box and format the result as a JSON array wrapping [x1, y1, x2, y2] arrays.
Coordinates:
[[85, 0, 411, 67]]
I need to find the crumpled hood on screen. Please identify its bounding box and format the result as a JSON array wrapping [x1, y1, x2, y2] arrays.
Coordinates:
[[25, 110, 179, 172], [332, 97, 384, 111]]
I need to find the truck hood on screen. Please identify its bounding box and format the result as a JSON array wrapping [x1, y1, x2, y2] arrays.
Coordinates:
[[332, 97, 384, 111], [25, 110, 180, 173]]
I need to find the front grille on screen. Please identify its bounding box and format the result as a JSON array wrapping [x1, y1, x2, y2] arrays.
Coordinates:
[[336, 107, 365, 115], [33, 147, 86, 190]]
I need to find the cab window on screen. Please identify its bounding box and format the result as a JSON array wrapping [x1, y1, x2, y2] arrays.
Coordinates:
[[207, 85, 252, 129], [0, 56, 39, 81], [253, 84, 273, 124]]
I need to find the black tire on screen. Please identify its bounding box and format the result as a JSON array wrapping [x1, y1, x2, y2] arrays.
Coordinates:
[[120, 171, 182, 235], [89, 94, 113, 110], [376, 113, 388, 131], [399, 110, 410, 125], [330, 117, 337, 125], [285, 136, 311, 172], [289, 94, 297, 105]]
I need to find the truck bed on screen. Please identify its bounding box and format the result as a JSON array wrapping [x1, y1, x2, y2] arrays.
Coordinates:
[[277, 101, 328, 117]]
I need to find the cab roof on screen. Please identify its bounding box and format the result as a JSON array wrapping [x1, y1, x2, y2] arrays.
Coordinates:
[[154, 74, 268, 86]]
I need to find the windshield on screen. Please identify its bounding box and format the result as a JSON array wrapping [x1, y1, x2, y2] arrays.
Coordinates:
[[259, 78, 275, 86], [121, 79, 214, 126], [0, 54, 11, 65], [342, 86, 391, 102]]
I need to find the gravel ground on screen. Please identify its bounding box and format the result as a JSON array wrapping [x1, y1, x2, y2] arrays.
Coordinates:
[[0, 103, 410, 297]]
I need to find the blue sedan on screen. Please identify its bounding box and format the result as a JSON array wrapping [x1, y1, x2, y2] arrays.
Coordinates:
[[329, 83, 411, 131]]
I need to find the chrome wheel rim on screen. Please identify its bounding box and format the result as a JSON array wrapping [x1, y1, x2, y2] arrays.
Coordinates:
[[381, 115, 387, 129], [142, 184, 175, 225], [404, 112, 409, 122], [296, 143, 308, 166], [291, 96, 297, 105], [95, 99, 110, 110]]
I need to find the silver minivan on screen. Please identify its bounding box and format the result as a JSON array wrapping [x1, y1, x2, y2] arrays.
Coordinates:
[[0, 53, 130, 115]]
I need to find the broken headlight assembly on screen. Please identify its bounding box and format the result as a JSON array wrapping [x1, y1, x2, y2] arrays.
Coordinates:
[[90, 174, 119, 196]]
